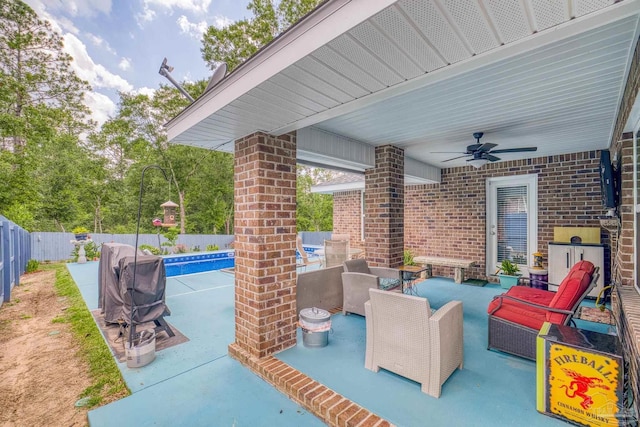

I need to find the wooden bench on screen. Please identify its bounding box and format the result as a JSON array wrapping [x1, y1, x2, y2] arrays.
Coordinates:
[[413, 256, 476, 284]]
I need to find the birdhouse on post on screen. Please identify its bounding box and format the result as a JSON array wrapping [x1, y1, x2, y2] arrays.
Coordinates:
[[161, 200, 179, 226]]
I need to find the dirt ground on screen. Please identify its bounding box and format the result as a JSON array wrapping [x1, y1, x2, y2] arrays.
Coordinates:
[[0, 271, 91, 427]]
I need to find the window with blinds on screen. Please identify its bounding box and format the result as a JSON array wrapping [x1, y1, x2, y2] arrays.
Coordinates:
[[496, 185, 528, 265]]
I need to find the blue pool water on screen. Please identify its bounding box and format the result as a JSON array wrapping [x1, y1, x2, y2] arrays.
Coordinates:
[[163, 246, 321, 277], [163, 251, 235, 276]]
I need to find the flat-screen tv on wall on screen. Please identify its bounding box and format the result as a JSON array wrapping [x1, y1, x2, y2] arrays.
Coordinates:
[[599, 150, 617, 209]]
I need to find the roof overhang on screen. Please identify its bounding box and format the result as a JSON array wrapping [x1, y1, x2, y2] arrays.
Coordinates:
[[166, 0, 640, 170]]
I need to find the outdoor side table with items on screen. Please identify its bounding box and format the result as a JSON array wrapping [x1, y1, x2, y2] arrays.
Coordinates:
[[398, 265, 428, 295], [299, 307, 331, 348]]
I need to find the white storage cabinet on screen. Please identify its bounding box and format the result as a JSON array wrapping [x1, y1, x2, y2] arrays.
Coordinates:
[[547, 243, 604, 298]]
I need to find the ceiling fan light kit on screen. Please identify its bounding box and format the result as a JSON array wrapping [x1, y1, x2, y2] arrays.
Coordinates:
[[435, 132, 538, 168], [468, 158, 488, 169]]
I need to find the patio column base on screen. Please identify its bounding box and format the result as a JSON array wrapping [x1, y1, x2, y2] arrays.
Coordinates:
[[228, 343, 393, 427]]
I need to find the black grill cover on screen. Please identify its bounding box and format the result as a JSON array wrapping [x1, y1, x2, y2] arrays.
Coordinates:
[[98, 243, 140, 323], [118, 255, 169, 325]]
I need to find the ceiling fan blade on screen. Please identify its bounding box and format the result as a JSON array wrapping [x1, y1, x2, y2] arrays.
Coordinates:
[[485, 154, 501, 162], [478, 143, 497, 152], [442, 154, 470, 162], [466, 143, 482, 152], [490, 147, 538, 154]]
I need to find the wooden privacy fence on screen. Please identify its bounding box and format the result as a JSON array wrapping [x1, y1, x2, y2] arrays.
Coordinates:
[[0, 216, 31, 305], [30, 232, 236, 262]]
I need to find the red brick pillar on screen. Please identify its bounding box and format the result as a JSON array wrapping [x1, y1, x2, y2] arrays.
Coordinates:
[[364, 145, 404, 267], [229, 132, 297, 360]]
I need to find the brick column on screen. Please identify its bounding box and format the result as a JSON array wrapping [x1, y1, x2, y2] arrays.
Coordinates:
[[364, 145, 404, 267], [333, 190, 364, 250], [229, 132, 297, 359]]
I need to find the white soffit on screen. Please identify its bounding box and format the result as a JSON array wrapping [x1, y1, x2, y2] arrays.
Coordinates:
[[298, 127, 441, 183], [166, 0, 640, 169], [311, 181, 365, 194]]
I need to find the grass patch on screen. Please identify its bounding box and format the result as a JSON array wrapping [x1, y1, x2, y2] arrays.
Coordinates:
[[42, 263, 129, 408]]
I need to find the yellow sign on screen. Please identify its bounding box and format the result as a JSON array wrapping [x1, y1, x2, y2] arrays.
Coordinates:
[[548, 343, 621, 426], [553, 227, 600, 244]]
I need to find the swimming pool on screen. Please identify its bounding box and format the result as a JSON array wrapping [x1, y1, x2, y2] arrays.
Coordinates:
[[163, 246, 321, 277], [163, 251, 235, 277]]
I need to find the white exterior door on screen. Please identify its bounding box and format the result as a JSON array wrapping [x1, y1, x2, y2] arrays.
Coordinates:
[[486, 174, 538, 275]]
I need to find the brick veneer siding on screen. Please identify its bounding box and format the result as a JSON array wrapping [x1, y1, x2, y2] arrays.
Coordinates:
[[608, 36, 640, 417], [610, 141, 634, 286], [403, 151, 610, 279], [365, 146, 404, 268], [230, 132, 297, 359], [609, 139, 640, 420], [333, 190, 364, 250], [336, 151, 609, 278]]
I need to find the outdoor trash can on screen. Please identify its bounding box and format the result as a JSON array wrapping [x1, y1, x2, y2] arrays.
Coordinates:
[[126, 329, 156, 368], [299, 307, 331, 348], [530, 269, 548, 290]]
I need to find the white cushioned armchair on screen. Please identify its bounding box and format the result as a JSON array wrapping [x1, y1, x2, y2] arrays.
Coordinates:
[[364, 288, 464, 398], [341, 259, 401, 316]]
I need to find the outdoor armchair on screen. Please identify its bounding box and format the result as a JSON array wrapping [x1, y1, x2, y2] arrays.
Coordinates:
[[296, 236, 321, 270], [324, 239, 349, 268], [364, 288, 464, 398], [341, 259, 401, 316], [487, 260, 598, 360]]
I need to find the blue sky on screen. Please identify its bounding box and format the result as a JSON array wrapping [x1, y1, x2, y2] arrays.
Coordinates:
[[23, 0, 251, 126]]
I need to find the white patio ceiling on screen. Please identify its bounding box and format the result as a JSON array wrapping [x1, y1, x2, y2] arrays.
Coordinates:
[[165, 0, 640, 176]]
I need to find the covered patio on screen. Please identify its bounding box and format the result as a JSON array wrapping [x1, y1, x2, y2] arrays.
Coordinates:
[[70, 261, 611, 426], [164, 0, 640, 425]]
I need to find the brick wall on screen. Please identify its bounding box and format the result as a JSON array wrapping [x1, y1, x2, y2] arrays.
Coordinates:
[[333, 151, 609, 279], [364, 145, 404, 268], [405, 151, 608, 279], [611, 141, 634, 286], [610, 141, 640, 421], [231, 132, 298, 359], [333, 190, 363, 250]]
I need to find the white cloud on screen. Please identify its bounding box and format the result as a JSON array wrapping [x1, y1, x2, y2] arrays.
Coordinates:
[[118, 57, 132, 71], [136, 6, 157, 25], [212, 15, 234, 29], [176, 15, 207, 39], [83, 91, 117, 127], [134, 87, 157, 98], [86, 33, 117, 55], [148, 0, 212, 14], [63, 33, 133, 93], [25, 0, 112, 17], [23, 0, 79, 34], [137, 0, 212, 26], [176, 14, 233, 39]]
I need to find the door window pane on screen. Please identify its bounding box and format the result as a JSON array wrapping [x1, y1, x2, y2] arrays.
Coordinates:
[[497, 185, 528, 265]]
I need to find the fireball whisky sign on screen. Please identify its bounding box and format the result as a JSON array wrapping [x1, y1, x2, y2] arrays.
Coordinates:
[[537, 322, 625, 426]]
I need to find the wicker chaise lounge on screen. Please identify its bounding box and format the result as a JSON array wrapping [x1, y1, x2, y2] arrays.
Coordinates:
[[487, 260, 598, 360], [364, 288, 464, 398]]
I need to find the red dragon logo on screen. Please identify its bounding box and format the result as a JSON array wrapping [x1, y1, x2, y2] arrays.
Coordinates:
[[560, 368, 610, 409]]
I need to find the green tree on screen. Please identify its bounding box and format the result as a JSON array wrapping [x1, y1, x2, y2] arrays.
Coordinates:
[[296, 165, 334, 232], [89, 82, 235, 235], [201, 0, 322, 72], [0, 0, 94, 231], [0, 0, 92, 144]]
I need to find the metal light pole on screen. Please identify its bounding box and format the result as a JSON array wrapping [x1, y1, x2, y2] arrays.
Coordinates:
[[158, 58, 194, 102]]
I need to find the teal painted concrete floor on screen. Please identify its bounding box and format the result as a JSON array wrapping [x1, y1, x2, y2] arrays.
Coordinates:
[[67, 262, 614, 427], [67, 262, 324, 427]]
